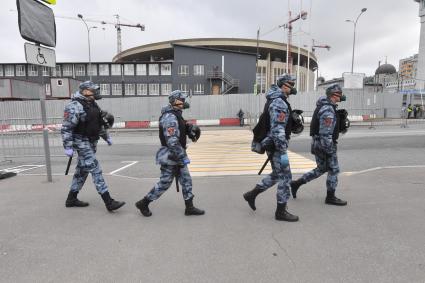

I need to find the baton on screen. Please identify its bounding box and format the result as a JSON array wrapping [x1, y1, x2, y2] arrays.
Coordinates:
[[65, 156, 72, 175], [258, 156, 270, 175], [175, 167, 180, 192]]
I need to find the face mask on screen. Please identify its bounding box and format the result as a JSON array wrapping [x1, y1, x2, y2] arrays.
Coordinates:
[[336, 94, 346, 102], [290, 87, 297, 95], [183, 101, 190, 109]]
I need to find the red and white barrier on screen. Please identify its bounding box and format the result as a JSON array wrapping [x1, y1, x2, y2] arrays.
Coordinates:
[[0, 115, 372, 132]]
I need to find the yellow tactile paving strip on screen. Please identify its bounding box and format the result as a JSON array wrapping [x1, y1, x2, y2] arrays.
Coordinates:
[[187, 129, 316, 177]]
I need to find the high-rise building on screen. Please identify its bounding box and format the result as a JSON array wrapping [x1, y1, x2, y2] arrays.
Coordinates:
[[399, 54, 418, 81], [414, 0, 425, 90]]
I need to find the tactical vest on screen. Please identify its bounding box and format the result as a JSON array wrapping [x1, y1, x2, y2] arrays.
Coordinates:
[[282, 96, 292, 140], [252, 96, 292, 143], [74, 99, 102, 141], [159, 109, 187, 149], [310, 102, 340, 142]]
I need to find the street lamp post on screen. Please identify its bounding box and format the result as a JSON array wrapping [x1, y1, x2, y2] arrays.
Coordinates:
[[78, 14, 97, 81], [346, 8, 367, 73]]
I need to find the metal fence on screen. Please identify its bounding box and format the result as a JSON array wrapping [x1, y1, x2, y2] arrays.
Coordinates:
[[0, 89, 421, 163], [0, 117, 63, 161]]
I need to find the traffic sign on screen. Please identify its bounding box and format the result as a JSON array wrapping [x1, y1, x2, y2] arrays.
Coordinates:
[[24, 42, 56, 67]]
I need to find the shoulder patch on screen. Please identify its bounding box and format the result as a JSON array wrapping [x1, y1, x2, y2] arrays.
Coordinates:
[[324, 117, 333, 126], [167, 127, 175, 136], [278, 112, 286, 122]]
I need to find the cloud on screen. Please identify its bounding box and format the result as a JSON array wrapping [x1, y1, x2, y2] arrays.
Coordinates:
[[0, 0, 421, 80]]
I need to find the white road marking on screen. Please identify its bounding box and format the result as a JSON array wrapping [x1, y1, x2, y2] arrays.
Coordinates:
[[343, 165, 425, 176], [109, 161, 139, 175], [2, 165, 44, 173]]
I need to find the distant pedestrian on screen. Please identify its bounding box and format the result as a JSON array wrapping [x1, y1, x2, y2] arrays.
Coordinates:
[[413, 104, 418, 119], [237, 109, 245, 127], [407, 104, 413, 119], [401, 103, 407, 119]]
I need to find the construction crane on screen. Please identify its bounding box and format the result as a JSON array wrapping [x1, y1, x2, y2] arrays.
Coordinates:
[[11, 9, 145, 55], [312, 39, 331, 52], [309, 39, 331, 91], [279, 10, 307, 75], [74, 14, 144, 54]]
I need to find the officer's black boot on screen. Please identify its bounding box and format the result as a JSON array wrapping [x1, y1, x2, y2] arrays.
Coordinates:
[[325, 190, 347, 206], [275, 203, 299, 222], [184, 197, 205, 216], [65, 191, 89, 207], [100, 191, 126, 211], [135, 197, 152, 217], [243, 186, 263, 211], [290, 178, 306, 199]]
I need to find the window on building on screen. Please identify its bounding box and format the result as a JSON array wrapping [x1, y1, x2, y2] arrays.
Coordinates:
[[178, 65, 189, 76], [137, 83, 148, 95], [87, 64, 97, 76], [161, 64, 171, 76], [125, 84, 135, 95], [194, 83, 204, 94], [75, 64, 85, 76], [45, 84, 51, 96], [193, 65, 204, 76], [0, 65, 3, 76], [16, 65, 26, 76], [5, 65, 14, 77], [42, 66, 50, 77], [62, 64, 73, 76], [111, 64, 122, 76], [149, 83, 160, 95], [100, 84, 110, 95], [161, 83, 172, 95], [54, 65, 61, 77], [28, 65, 38, 76], [99, 64, 109, 76], [124, 64, 134, 76], [149, 64, 159, 76], [136, 64, 146, 76], [180, 83, 189, 94], [111, 83, 122, 95]]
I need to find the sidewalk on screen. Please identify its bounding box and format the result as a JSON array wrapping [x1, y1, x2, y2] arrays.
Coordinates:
[[1, 167, 424, 282]]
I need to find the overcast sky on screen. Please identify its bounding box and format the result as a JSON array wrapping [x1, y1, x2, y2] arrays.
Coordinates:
[[0, 0, 421, 80]]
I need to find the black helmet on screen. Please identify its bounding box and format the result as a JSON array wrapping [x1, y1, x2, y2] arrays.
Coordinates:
[[79, 81, 101, 100], [101, 111, 114, 129], [326, 84, 342, 96], [291, 109, 304, 134], [276, 74, 296, 88], [187, 123, 201, 142]]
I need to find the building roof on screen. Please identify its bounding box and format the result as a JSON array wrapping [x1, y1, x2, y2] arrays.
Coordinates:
[[375, 64, 397, 75], [112, 38, 317, 69]]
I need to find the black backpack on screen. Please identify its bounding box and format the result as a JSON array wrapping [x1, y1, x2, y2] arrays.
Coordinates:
[[251, 100, 273, 154]]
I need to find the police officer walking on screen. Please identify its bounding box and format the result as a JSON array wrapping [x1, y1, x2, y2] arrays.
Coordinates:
[[243, 75, 299, 222], [290, 84, 347, 206], [135, 90, 204, 217], [61, 81, 125, 211]]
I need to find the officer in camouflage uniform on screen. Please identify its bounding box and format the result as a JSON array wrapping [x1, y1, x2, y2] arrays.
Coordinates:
[[61, 81, 125, 212], [290, 84, 347, 206], [243, 75, 299, 222], [135, 90, 204, 217]]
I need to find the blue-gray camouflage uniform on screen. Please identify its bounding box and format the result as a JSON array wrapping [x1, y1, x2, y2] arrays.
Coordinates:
[[146, 105, 194, 201], [300, 96, 340, 192], [256, 85, 292, 204], [61, 92, 110, 195]]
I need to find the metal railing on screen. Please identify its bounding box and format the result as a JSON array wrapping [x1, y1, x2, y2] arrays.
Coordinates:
[[0, 117, 63, 161], [206, 71, 240, 94]]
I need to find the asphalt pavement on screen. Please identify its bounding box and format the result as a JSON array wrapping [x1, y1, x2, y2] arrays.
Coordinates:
[[1, 125, 425, 282]]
